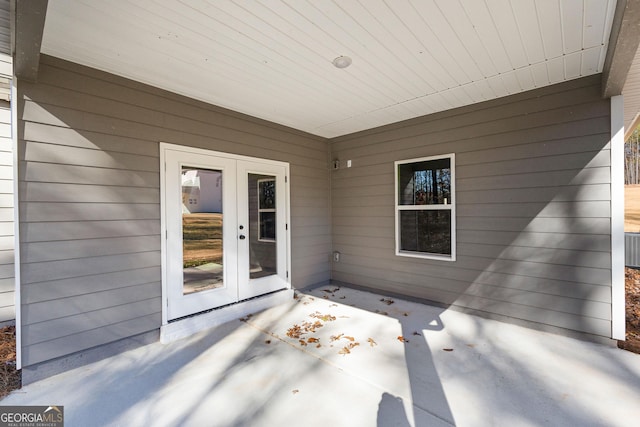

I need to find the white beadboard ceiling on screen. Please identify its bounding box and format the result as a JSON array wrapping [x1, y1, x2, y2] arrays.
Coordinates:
[[41, 0, 618, 138]]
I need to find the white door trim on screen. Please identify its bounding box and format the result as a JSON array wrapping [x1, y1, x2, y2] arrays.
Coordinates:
[[236, 160, 288, 300], [160, 143, 291, 328], [165, 151, 239, 320]]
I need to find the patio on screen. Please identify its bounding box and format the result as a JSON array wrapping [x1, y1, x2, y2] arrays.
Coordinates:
[[3, 286, 640, 426]]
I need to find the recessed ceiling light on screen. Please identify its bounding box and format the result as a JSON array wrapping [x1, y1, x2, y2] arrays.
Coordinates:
[[332, 56, 352, 69]]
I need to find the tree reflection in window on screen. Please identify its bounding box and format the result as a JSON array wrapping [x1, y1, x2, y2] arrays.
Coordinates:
[[398, 157, 451, 206], [396, 154, 455, 260], [258, 179, 276, 241]]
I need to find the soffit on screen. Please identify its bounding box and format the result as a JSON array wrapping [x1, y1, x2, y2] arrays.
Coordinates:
[[41, 0, 618, 138]]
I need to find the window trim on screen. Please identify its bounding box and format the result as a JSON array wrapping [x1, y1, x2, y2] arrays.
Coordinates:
[[394, 153, 456, 261]]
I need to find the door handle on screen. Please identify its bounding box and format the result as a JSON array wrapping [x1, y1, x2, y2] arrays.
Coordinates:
[[239, 235, 246, 240]]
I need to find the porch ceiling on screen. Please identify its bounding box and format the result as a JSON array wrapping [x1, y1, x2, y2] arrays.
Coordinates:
[[40, 0, 619, 138]]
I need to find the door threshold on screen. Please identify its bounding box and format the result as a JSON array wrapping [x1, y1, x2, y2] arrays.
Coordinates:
[[160, 288, 293, 343]]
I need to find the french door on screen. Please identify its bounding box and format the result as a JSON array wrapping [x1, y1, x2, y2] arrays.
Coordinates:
[[163, 145, 289, 321]]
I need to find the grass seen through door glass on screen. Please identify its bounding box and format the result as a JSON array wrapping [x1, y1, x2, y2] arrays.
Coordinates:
[[183, 213, 223, 268]]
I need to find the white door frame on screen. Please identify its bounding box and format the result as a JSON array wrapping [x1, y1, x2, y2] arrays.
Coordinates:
[[236, 160, 289, 300], [164, 150, 239, 320], [160, 143, 291, 330]]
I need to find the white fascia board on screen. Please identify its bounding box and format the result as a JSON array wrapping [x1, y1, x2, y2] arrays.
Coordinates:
[[611, 95, 625, 340], [12, 77, 21, 369]]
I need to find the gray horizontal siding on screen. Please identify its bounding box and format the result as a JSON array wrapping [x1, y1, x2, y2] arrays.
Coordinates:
[[21, 252, 161, 285], [21, 312, 161, 369], [20, 203, 160, 222], [22, 236, 160, 263], [20, 162, 159, 187], [23, 298, 159, 353], [21, 220, 160, 243], [19, 55, 330, 366], [22, 267, 160, 304], [332, 76, 607, 150], [0, 100, 13, 324], [0, 0, 8, 56], [330, 75, 613, 337]]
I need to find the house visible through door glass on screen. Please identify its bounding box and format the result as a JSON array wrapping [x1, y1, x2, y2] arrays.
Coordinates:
[[181, 166, 224, 294]]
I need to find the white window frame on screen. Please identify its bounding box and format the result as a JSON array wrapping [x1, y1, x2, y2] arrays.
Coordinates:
[[394, 153, 456, 261], [257, 178, 276, 242]]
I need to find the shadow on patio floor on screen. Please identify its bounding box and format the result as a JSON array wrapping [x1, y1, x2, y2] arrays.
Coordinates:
[[3, 286, 640, 426]]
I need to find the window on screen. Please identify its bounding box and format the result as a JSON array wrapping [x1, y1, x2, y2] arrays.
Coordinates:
[[258, 178, 276, 241], [395, 154, 456, 261]]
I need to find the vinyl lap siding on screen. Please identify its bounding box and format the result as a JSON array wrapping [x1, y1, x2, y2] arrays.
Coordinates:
[[19, 55, 330, 366], [330, 75, 613, 337], [0, 0, 13, 324], [0, 100, 13, 324], [0, 0, 8, 56]]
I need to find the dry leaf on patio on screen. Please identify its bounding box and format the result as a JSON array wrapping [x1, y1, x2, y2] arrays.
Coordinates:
[[302, 320, 324, 334], [368, 338, 377, 347], [348, 342, 360, 349], [287, 325, 303, 339], [310, 312, 336, 322], [299, 340, 308, 346], [330, 333, 344, 342], [380, 298, 394, 305], [307, 337, 319, 343], [338, 347, 351, 355], [443, 348, 454, 352], [343, 336, 355, 342], [375, 310, 389, 316], [397, 336, 409, 343]]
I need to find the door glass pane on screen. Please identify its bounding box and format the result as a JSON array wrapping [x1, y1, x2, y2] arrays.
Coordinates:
[[181, 167, 223, 294], [249, 174, 277, 279]]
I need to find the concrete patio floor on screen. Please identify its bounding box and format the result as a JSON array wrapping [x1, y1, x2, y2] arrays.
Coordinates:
[[3, 286, 640, 426]]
